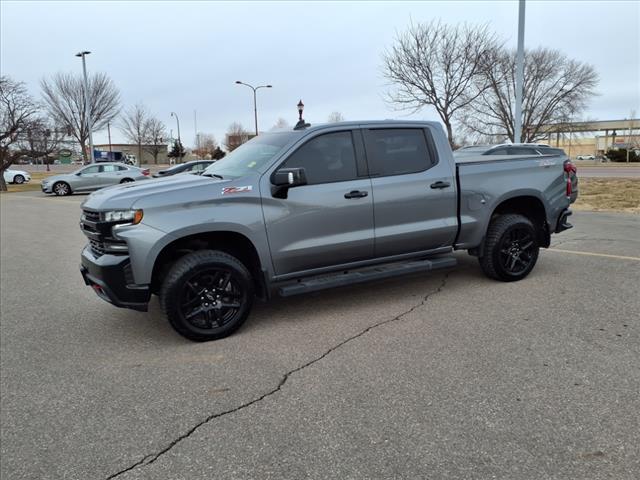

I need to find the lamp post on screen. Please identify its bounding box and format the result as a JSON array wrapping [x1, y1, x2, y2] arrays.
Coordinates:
[[235, 81, 272, 136], [170, 111, 181, 145], [170, 112, 181, 163], [75, 50, 94, 163], [294, 100, 310, 130]]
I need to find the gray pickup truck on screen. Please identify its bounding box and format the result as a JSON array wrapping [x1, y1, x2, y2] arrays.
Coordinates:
[[79, 121, 578, 341]]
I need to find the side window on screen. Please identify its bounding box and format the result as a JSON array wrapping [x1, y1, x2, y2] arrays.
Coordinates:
[[100, 165, 118, 172], [117, 165, 128, 171], [363, 129, 433, 176], [487, 148, 508, 155], [510, 147, 537, 155], [81, 166, 99, 174], [282, 131, 357, 185]]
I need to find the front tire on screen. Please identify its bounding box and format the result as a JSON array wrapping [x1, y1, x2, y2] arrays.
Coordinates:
[[13, 174, 25, 184], [120, 178, 134, 183], [53, 181, 71, 196], [479, 214, 540, 282], [160, 250, 255, 341]]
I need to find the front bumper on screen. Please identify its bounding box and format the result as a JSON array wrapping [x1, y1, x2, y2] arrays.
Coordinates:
[[41, 183, 52, 193], [80, 245, 150, 311]]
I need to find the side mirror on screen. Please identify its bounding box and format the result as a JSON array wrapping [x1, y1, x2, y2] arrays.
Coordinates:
[[272, 167, 307, 187], [76, 172, 82, 176], [271, 167, 307, 198]]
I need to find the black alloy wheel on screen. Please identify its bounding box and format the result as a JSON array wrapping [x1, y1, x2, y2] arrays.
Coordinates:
[[160, 250, 254, 341], [498, 227, 536, 276], [179, 269, 245, 330], [479, 214, 540, 282]]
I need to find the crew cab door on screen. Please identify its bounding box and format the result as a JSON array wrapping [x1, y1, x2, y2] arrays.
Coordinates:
[[262, 130, 374, 276], [362, 127, 457, 257]]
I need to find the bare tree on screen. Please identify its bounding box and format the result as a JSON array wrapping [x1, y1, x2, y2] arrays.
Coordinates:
[[382, 20, 498, 147], [40, 72, 120, 162], [271, 117, 290, 130], [462, 47, 599, 142], [143, 117, 167, 164], [224, 122, 251, 152], [18, 117, 66, 171], [327, 111, 345, 123], [0, 76, 39, 191], [193, 133, 218, 158], [120, 104, 150, 164]]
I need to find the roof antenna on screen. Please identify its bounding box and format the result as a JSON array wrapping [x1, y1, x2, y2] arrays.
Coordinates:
[[294, 99, 311, 130]]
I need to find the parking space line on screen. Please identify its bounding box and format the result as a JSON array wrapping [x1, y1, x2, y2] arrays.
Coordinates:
[[547, 248, 640, 262]]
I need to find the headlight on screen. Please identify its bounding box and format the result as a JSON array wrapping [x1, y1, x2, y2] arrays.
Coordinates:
[[103, 209, 143, 224]]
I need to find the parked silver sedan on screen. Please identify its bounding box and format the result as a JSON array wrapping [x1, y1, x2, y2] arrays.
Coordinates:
[[41, 162, 151, 196]]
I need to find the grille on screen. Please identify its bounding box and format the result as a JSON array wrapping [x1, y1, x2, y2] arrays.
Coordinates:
[[83, 210, 100, 222], [81, 209, 127, 257], [89, 238, 106, 256]]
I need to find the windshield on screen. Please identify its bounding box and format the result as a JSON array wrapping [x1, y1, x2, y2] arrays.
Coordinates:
[[202, 132, 298, 179]]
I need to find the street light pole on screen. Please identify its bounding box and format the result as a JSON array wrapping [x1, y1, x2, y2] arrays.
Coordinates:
[[170, 112, 181, 163], [235, 81, 272, 136], [170, 112, 181, 145], [513, 0, 526, 143], [75, 50, 94, 163]]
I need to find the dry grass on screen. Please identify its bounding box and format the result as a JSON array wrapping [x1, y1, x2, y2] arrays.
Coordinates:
[[573, 178, 640, 213]]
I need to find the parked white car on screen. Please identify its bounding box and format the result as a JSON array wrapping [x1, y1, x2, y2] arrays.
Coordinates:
[[576, 155, 595, 160], [3, 168, 31, 184]]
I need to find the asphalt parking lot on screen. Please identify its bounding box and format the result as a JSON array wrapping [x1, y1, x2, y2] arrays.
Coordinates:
[[1, 191, 639, 480]]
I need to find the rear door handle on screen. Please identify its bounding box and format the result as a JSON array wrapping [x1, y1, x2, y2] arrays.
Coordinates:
[[344, 190, 368, 199], [430, 181, 451, 189]]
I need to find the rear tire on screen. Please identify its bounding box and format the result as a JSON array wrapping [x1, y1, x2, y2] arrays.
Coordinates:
[[13, 174, 25, 184], [120, 178, 134, 183], [53, 181, 71, 196], [479, 214, 539, 282], [160, 250, 255, 341]]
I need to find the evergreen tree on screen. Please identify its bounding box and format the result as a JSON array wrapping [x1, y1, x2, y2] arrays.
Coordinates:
[[168, 140, 186, 161], [212, 147, 226, 160]]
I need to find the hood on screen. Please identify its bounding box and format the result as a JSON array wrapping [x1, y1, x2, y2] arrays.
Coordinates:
[[81, 173, 228, 210], [7, 169, 29, 175]]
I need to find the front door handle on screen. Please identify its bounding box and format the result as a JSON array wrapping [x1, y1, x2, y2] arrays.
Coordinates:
[[344, 190, 368, 199], [430, 181, 451, 189]]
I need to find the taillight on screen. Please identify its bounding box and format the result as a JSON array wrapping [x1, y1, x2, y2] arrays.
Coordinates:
[[564, 160, 577, 175], [563, 160, 575, 197], [142, 169, 150, 176]]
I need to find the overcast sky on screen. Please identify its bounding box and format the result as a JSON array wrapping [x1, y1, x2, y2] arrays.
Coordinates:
[[1, 0, 639, 147]]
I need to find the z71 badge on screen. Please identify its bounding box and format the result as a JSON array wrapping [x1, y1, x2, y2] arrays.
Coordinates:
[[222, 185, 253, 195]]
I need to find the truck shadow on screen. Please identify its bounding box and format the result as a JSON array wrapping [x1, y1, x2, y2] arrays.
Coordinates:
[[114, 253, 484, 345]]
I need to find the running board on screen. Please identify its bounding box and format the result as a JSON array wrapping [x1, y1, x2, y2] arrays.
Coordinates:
[[278, 256, 457, 297]]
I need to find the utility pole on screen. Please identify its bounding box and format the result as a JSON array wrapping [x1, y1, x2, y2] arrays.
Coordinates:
[[75, 50, 94, 163], [107, 122, 113, 153], [194, 109, 199, 158], [513, 0, 526, 143]]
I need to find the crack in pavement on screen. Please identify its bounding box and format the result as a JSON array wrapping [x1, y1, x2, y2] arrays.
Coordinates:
[[105, 273, 450, 479]]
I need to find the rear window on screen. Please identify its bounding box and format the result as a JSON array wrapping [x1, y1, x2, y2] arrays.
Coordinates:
[[363, 129, 434, 176]]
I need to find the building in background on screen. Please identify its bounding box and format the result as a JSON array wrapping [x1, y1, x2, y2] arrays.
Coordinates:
[[541, 118, 639, 158], [94, 143, 169, 164]]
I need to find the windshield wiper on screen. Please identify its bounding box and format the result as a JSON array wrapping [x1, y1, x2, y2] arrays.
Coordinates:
[[202, 173, 224, 180]]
